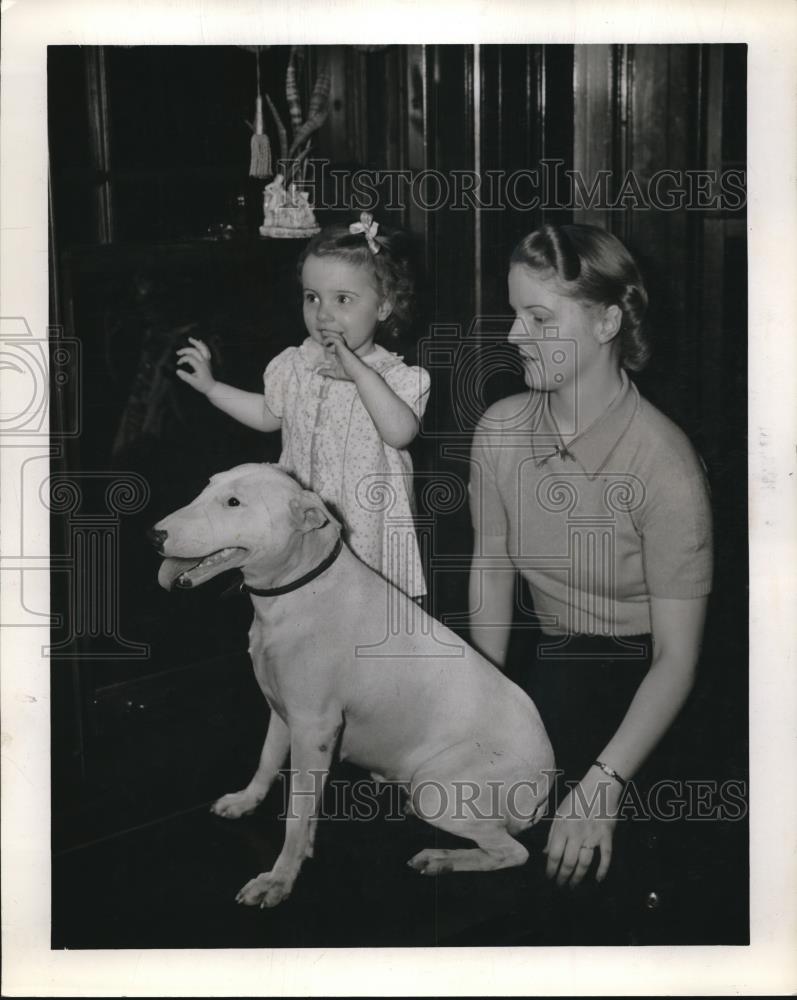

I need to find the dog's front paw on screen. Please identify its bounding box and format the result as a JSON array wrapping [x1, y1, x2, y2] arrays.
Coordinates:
[[235, 871, 294, 908], [211, 788, 264, 819], [407, 849, 455, 876]]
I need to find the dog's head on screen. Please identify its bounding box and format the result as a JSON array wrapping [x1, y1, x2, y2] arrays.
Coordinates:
[[150, 463, 340, 591]]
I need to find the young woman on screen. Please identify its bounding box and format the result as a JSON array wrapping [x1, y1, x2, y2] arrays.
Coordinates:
[[469, 224, 712, 910]]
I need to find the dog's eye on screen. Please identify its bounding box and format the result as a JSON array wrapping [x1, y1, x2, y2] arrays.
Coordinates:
[[226, 497, 240, 507]]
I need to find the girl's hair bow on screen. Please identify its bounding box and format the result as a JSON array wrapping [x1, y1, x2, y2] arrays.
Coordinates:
[[349, 212, 381, 254]]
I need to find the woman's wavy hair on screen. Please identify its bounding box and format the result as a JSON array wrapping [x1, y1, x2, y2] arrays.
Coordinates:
[[510, 223, 651, 371], [298, 219, 416, 349]]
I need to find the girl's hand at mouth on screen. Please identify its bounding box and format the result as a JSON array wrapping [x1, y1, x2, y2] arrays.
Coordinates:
[[316, 331, 367, 382]]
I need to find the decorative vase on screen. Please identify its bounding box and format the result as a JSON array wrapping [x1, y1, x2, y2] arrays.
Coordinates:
[[259, 173, 320, 239]]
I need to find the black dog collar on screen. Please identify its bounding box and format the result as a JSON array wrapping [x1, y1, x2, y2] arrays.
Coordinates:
[[230, 536, 343, 598]]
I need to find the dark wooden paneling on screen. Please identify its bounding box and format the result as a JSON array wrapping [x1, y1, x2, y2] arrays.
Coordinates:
[[572, 43, 746, 470], [574, 45, 614, 231], [478, 46, 575, 408], [626, 45, 698, 432], [426, 45, 476, 329]]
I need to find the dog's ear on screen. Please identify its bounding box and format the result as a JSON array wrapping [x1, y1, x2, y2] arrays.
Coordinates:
[[288, 491, 334, 533]]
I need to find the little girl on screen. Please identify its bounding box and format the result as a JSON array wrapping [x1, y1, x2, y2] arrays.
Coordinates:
[[176, 212, 430, 597]]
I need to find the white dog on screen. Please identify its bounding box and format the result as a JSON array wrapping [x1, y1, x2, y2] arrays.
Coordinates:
[[151, 464, 554, 908]]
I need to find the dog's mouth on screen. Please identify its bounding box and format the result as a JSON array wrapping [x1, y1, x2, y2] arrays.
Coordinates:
[[158, 547, 246, 591]]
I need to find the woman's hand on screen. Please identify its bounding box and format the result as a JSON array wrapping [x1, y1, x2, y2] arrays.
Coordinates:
[[176, 337, 217, 395], [544, 768, 623, 887], [316, 331, 364, 382]]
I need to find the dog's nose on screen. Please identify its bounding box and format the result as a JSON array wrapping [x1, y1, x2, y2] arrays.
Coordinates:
[[147, 527, 168, 552]]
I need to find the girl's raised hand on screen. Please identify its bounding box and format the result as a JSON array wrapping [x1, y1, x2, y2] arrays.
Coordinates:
[[176, 337, 217, 395]]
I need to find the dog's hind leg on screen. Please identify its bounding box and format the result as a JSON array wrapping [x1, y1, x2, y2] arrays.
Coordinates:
[[211, 711, 290, 819], [408, 769, 529, 873], [408, 828, 528, 874], [405, 741, 547, 874]]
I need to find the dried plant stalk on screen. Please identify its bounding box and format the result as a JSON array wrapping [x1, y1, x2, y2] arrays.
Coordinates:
[[264, 92, 288, 163], [289, 68, 331, 156], [285, 47, 304, 135]]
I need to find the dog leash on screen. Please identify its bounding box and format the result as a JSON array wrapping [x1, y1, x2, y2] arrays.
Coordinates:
[[221, 536, 343, 599]]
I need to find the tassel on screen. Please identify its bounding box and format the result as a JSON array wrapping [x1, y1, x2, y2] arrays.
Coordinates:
[[249, 50, 272, 180], [249, 95, 272, 179]]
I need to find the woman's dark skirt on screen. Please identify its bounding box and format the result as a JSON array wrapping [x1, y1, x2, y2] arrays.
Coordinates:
[[506, 630, 673, 945]]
